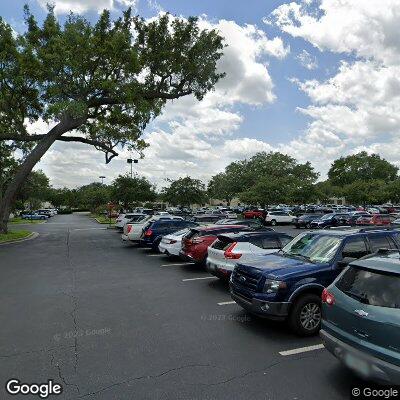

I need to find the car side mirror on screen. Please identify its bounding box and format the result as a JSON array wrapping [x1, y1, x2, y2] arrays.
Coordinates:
[[337, 257, 356, 268]]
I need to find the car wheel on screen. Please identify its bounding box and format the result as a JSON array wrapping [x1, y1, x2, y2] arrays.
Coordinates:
[[289, 294, 321, 336], [270, 219, 277, 226], [306, 223, 311, 229]]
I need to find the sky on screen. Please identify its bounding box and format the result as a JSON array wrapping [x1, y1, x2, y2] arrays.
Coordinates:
[[2, 0, 400, 189]]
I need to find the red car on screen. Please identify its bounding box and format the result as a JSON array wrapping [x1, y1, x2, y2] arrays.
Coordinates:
[[242, 208, 266, 219], [356, 214, 391, 226], [180, 225, 252, 265]]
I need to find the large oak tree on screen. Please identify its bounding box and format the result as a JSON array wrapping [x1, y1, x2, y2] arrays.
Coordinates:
[[0, 7, 225, 232]]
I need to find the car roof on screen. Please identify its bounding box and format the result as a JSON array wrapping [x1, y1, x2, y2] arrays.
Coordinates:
[[303, 227, 400, 238], [192, 224, 250, 232], [350, 251, 400, 275], [218, 230, 287, 240]]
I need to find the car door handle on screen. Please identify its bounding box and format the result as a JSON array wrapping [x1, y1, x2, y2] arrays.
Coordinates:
[[354, 329, 369, 339]]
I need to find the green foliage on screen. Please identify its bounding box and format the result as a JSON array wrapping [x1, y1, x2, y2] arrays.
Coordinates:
[[111, 174, 156, 207], [328, 151, 398, 186], [78, 182, 111, 212], [208, 152, 319, 205], [0, 230, 32, 243], [342, 180, 389, 206], [162, 177, 207, 206]]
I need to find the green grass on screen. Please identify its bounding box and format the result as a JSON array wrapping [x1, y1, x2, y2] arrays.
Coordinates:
[[9, 217, 43, 224], [91, 214, 116, 225], [0, 230, 32, 243]]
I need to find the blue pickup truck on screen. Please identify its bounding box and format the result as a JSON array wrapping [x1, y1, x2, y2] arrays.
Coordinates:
[[230, 228, 400, 336]]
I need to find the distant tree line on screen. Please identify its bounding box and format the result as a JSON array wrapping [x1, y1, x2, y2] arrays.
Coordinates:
[[5, 151, 399, 214]]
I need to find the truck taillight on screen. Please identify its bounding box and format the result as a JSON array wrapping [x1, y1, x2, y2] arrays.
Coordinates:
[[322, 288, 335, 306], [127, 225, 133, 233], [224, 242, 242, 259]]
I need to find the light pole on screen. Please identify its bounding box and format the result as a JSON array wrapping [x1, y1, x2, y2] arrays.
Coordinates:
[[127, 159, 138, 178], [99, 176, 106, 184]]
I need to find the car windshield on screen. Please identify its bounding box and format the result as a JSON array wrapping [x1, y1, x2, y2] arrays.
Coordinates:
[[320, 214, 333, 220], [281, 233, 342, 263]]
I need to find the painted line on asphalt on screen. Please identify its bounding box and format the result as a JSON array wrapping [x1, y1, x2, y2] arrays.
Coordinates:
[[182, 276, 217, 282], [279, 344, 325, 356], [147, 254, 166, 257], [217, 301, 236, 306], [160, 263, 195, 267]]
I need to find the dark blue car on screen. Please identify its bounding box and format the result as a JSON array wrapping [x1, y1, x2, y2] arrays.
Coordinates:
[[230, 228, 400, 336], [140, 219, 198, 250]]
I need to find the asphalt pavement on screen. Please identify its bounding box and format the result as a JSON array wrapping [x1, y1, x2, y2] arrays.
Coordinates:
[[0, 214, 364, 399]]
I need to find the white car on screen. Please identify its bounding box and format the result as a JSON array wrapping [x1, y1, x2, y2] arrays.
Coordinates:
[[122, 215, 184, 243], [206, 231, 293, 279], [265, 211, 296, 226], [158, 228, 191, 256], [115, 213, 147, 230]]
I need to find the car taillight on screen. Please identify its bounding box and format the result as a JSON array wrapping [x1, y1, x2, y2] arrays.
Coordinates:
[[322, 288, 335, 306], [144, 229, 153, 237], [224, 242, 242, 259], [127, 225, 133, 233]]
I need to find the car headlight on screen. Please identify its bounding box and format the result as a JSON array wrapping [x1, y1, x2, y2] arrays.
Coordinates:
[[263, 279, 287, 293]]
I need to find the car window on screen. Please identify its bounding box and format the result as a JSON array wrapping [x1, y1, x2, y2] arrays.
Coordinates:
[[261, 237, 280, 249], [369, 235, 397, 252], [341, 238, 369, 259], [278, 234, 293, 247], [335, 267, 400, 308]]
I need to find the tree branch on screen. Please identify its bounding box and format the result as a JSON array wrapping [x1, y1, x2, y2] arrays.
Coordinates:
[[0, 134, 119, 164]]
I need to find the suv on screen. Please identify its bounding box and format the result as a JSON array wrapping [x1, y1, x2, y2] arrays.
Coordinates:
[[243, 208, 267, 220], [293, 214, 323, 229], [140, 220, 198, 250], [229, 228, 400, 336], [180, 225, 253, 265], [207, 231, 293, 280], [321, 250, 400, 384], [265, 211, 295, 226], [309, 213, 349, 229]]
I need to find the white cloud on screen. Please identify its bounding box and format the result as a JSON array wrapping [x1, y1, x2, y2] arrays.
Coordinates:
[[272, 0, 400, 65], [296, 49, 318, 70], [36, 0, 138, 14]]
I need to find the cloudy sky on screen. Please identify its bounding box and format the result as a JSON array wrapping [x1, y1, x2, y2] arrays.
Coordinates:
[[2, 0, 400, 188]]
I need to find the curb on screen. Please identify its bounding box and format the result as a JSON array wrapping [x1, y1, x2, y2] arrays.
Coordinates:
[[0, 232, 39, 246]]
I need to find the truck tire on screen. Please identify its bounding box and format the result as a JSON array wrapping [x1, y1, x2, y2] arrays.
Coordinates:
[[288, 293, 321, 336]]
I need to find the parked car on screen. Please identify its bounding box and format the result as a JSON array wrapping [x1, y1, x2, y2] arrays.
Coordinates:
[[243, 208, 267, 219], [229, 228, 400, 336], [21, 212, 49, 220], [215, 219, 269, 229], [356, 214, 391, 226], [140, 219, 198, 251], [189, 215, 223, 224], [180, 225, 254, 265], [122, 215, 184, 243], [158, 228, 192, 257], [321, 250, 400, 384], [293, 214, 324, 229], [309, 213, 349, 229], [206, 231, 293, 280], [342, 212, 371, 226], [36, 209, 54, 217], [115, 213, 147, 230], [265, 211, 296, 226]]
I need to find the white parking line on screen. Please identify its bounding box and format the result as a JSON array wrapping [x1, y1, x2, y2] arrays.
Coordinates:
[[217, 301, 236, 306], [182, 277, 217, 282], [147, 254, 166, 257], [279, 344, 325, 356], [160, 263, 194, 267]]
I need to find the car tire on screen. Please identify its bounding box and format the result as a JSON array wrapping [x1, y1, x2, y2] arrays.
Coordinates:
[[306, 223, 311, 229], [270, 219, 277, 226], [288, 293, 321, 336]]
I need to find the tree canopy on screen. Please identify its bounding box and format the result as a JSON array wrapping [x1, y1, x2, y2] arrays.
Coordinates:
[[162, 177, 207, 207], [0, 7, 225, 232]]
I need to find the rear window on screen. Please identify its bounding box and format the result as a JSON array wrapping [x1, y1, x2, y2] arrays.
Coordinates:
[[368, 235, 397, 252], [212, 237, 233, 250], [336, 267, 400, 308]]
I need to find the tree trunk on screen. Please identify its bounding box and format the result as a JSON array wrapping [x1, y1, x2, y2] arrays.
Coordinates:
[[0, 117, 84, 233]]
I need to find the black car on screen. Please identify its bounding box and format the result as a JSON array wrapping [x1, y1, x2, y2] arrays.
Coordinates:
[[293, 214, 323, 228], [310, 213, 349, 229], [341, 212, 371, 226]]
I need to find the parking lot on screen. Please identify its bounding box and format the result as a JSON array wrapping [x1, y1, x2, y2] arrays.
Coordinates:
[[0, 213, 365, 399]]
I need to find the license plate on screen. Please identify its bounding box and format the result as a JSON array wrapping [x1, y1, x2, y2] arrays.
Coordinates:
[[344, 353, 370, 377]]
